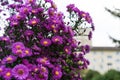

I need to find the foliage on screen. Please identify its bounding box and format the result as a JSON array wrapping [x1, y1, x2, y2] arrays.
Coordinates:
[[104, 69, 120, 80], [83, 69, 120, 80], [83, 70, 101, 80]]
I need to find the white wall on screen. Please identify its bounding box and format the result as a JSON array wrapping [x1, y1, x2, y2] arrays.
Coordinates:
[[85, 50, 120, 74]]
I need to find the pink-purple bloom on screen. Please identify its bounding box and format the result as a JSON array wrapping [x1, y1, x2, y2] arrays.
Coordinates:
[[40, 39, 51, 47], [52, 35, 63, 45], [64, 46, 71, 54], [0, 66, 5, 76], [23, 48, 32, 56], [10, 21, 19, 27], [37, 57, 50, 66], [2, 55, 17, 64], [12, 42, 25, 54], [3, 68, 12, 80], [12, 64, 29, 79], [52, 67, 62, 79], [35, 72, 48, 80], [19, 6, 32, 15], [24, 29, 34, 36], [28, 18, 40, 26], [0, 36, 10, 42], [25, 0, 36, 4]]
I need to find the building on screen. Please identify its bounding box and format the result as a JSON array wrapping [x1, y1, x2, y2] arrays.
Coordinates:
[[85, 47, 120, 74]]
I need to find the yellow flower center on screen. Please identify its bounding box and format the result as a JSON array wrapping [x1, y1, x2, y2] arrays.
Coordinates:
[[29, 0, 33, 3], [6, 72, 11, 77], [53, 29, 57, 33], [31, 20, 37, 25], [65, 49, 68, 53], [55, 71, 59, 75], [16, 50, 22, 54], [41, 67, 46, 72], [41, 59, 46, 64], [6, 57, 12, 61], [43, 41, 48, 45], [55, 38, 59, 42], [51, 25, 55, 29], [32, 10, 36, 13], [18, 69, 24, 75], [23, 8, 28, 12], [82, 13, 86, 17], [16, 15, 21, 19], [15, 45, 21, 49], [34, 68, 38, 72], [25, 50, 29, 54]]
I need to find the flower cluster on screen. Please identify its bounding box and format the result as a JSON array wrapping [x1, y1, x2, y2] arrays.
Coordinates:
[[0, 0, 94, 80]]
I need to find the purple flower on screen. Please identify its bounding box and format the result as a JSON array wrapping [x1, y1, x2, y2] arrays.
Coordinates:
[[23, 48, 32, 56], [67, 4, 75, 11], [68, 38, 77, 48], [26, 74, 35, 80], [48, 8, 55, 16], [37, 57, 50, 66], [24, 30, 34, 36], [2, 55, 17, 64], [64, 46, 71, 54], [81, 45, 90, 54], [31, 9, 39, 14], [19, 6, 32, 15], [88, 31, 92, 40], [45, 0, 52, 3], [28, 18, 40, 26], [12, 42, 25, 53], [13, 14, 26, 20], [80, 11, 93, 23], [0, 66, 5, 76], [32, 44, 41, 52], [40, 39, 51, 47], [10, 21, 19, 27], [13, 0, 23, 3], [84, 45, 90, 53], [34, 65, 48, 80], [0, 9, 2, 12], [1, 1, 9, 6], [52, 67, 62, 79], [12, 64, 29, 79], [52, 35, 63, 44], [14, 49, 26, 58], [35, 72, 48, 80], [84, 13, 93, 23], [25, 0, 36, 4], [68, 27, 75, 37], [0, 36, 10, 42], [3, 68, 12, 80]]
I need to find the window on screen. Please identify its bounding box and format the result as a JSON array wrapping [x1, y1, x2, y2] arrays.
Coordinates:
[[107, 55, 112, 59], [107, 62, 112, 66]]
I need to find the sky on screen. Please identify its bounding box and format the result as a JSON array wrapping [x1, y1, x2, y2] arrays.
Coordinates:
[[53, 0, 120, 47], [0, 0, 120, 47]]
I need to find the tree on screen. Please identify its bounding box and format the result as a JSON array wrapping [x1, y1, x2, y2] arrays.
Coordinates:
[[104, 69, 120, 80], [105, 8, 120, 47]]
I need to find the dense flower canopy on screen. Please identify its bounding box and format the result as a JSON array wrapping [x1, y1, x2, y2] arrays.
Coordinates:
[[0, 0, 94, 80]]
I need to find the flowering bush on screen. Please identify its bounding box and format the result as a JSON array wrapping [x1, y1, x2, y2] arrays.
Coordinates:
[[0, 0, 94, 80]]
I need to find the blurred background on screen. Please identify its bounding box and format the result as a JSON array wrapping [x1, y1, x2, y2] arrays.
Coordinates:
[[53, 0, 120, 80]]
